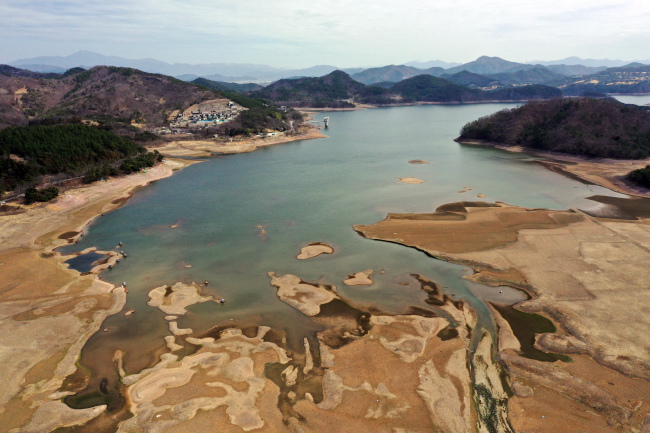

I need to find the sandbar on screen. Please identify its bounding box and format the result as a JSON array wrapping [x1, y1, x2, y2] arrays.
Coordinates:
[[398, 177, 424, 184], [147, 282, 218, 315], [343, 269, 374, 286], [267, 272, 338, 316], [296, 242, 334, 260], [408, 159, 430, 164]]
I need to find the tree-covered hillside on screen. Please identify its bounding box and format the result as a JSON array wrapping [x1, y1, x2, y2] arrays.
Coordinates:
[[191, 77, 262, 93], [443, 71, 501, 88], [560, 65, 650, 96], [391, 75, 482, 102], [0, 123, 156, 194], [486, 85, 561, 101], [457, 98, 650, 158], [391, 75, 561, 103], [487, 66, 565, 86], [252, 70, 364, 108]]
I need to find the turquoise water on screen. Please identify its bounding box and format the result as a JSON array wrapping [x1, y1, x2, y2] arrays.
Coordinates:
[[64, 104, 628, 375]]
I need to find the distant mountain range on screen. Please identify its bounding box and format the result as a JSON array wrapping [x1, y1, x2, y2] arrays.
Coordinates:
[[9, 51, 650, 85], [350, 65, 444, 85], [242, 70, 561, 108], [2, 59, 650, 131], [404, 60, 461, 69], [531, 57, 639, 68], [8, 51, 364, 83]]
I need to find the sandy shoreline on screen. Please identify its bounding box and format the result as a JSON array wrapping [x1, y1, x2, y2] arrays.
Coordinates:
[[155, 126, 326, 158], [302, 99, 549, 113]]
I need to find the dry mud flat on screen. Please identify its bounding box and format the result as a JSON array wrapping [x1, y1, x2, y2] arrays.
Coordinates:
[[0, 126, 341, 433], [110, 272, 511, 433], [0, 160, 189, 432], [355, 201, 650, 432]]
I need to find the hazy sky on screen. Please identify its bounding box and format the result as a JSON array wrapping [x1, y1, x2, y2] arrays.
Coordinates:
[[2, 0, 649, 67]]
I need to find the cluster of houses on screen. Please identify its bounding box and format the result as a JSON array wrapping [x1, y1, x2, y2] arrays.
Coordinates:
[[157, 99, 245, 134]]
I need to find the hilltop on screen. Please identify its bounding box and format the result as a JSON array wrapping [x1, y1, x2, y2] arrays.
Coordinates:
[[0, 66, 306, 196], [246, 70, 562, 108], [443, 56, 529, 75], [391, 75, 482, 102], [560, 64, 650, 96], [350, 65, 444, 85], [251, 70, 366, 108], [442, 71, 501, 88], [0, 65, 296, 137], [0, 65, 219, 127], [387, 75, 560, 103], [457, 97, 650, 158], [487, 66, 565, 86]]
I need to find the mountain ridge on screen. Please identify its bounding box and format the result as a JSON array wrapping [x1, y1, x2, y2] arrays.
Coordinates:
[[12, 51, 648, 84]]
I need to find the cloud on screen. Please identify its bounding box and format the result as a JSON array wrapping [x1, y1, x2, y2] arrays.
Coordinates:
[[1, 0, 649, 66]]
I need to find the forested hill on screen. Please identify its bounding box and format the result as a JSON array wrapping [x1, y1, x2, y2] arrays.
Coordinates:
[[559, 65, 650, 96], [251, 70, 366, 108], [247, 71, 562, 108], [350, 65, 444, 85], [191, 77, 263, 93], [0, 65, 221, 128], [391, 75, 482, 102], [457, 98, 650, 159], [391, 75, 561, 103], [0, 123, 161, 195]]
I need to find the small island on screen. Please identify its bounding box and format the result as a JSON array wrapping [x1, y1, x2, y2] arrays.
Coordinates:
[[398, 177, 424, 184], [296, 242, 334, 260]]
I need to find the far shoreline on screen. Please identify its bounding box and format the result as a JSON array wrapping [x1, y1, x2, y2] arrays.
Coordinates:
[[456, 139, 650, 198], [301, 92, 650, 113]]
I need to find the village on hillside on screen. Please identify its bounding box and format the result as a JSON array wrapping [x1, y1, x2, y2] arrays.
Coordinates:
[[155, 98, 246, 134]]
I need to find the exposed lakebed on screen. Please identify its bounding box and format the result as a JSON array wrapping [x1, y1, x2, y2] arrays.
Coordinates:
[[59, 102, 645, 412]]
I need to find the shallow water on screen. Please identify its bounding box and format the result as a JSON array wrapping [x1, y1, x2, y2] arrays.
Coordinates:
[[63, 104, 633, 390]]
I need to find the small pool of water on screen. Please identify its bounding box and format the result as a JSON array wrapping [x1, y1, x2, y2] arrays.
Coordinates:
[[65, 251, 107, 273]]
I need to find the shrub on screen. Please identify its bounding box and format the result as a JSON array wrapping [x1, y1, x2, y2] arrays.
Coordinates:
[[25, 186, 59, 204], [628, 165, 650, 188]]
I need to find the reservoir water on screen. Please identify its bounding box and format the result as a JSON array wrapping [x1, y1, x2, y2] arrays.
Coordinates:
[[63, 103, 631, 391]]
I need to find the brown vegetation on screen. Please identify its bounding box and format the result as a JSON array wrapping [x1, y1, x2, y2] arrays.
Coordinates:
[[458, 97, 650, 158], [0, 66, 220, 128]]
